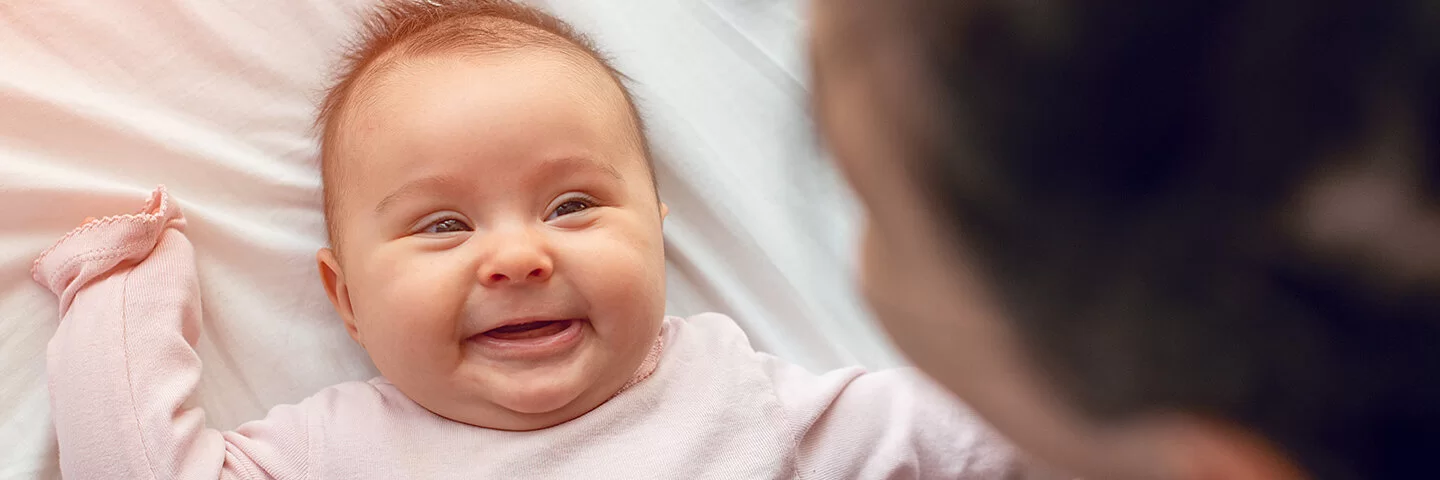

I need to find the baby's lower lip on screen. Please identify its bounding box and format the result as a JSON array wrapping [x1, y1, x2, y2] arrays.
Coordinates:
[[468, 319, 584, 360]]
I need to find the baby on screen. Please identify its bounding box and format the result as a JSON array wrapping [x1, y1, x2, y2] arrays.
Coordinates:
[[32, 1, 1022, 478]]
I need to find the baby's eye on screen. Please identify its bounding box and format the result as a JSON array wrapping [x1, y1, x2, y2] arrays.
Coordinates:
[[547, 198, 594, 220], [422, 218, 472, 234]]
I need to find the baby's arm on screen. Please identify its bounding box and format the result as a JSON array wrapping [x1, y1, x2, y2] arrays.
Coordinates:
[[33, 187, 311, 479], [763, 356, 1063, 479]]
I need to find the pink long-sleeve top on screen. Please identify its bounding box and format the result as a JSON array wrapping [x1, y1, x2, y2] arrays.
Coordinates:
[[33, 187, 1020, 479]]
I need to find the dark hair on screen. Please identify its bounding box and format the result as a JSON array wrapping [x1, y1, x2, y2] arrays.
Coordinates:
[[880, 0, 1440, 478]]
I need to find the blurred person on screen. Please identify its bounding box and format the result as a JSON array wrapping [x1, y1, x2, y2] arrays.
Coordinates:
[[810, 0, 1440, 478]]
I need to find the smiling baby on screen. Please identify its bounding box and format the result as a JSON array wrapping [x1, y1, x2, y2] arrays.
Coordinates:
[[32, 1, 1022, 478]]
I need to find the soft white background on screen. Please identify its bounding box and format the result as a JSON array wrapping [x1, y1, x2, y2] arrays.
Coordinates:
[[0, 1, 903, 477]]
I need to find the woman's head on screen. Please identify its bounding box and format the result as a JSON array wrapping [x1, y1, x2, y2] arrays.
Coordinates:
[[811, 0, 1440, 478]]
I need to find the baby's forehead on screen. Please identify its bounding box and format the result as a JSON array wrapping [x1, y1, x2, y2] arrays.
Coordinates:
[[329, 50, 651, 202], [356, 47, 621, 120], [336, 48, 641, 177]]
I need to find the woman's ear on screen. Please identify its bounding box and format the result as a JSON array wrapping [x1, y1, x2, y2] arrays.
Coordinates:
[[317, 248, 363, 347], [1150, 415, 1307, 480]]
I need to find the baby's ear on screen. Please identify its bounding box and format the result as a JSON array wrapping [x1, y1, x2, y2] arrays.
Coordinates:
[[659, 202, 669, 220], [317, 248, 363, 347]]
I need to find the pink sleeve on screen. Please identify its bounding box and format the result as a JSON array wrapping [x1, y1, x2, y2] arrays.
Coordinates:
[[761, 355, 1020, 479], [33, 187, 313, 480]]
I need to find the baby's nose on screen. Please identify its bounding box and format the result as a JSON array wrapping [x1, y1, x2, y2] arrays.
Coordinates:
[[481, 264, 551, 286], [477, 240, 553, 287]]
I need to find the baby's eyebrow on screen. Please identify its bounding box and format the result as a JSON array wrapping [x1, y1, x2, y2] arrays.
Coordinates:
[[530, 156, 624, 184], [373, 157, 623, 215], [374, 173, 466, 214]]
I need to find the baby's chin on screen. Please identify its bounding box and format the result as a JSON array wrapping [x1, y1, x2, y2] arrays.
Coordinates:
[[488, 371, 596, 415], [416, 376, 598, 431], [430, 344, 629, 431]]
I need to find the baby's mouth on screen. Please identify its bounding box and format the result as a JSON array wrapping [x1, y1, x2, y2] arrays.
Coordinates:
[[482, 319, 575, 341], [469, 318, 585, 360]]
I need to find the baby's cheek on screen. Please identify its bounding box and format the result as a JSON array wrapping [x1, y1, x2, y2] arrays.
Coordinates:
[[572, 231, 661, 294], [566, 231, 666, 339], [363, 253, 472, 338]]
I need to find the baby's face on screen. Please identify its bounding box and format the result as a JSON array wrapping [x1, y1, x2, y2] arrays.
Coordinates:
[[318, 48, 666, 431]]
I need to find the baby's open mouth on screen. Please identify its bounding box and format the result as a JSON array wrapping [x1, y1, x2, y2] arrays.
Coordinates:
[[469, 318, 585, 360], [482, 319, 575, 341]]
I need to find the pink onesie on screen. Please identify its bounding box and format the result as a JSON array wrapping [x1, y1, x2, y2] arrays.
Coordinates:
[[33, 187, 1020, 479]]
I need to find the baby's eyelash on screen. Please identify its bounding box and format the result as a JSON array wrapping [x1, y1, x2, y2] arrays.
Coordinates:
[[417, 215, 472, 234], [563, 193, 599, 206], [548, 194, 600, 219]]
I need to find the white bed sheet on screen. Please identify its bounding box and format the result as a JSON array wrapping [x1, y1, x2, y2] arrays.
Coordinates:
[[0, 1, 903, 477]]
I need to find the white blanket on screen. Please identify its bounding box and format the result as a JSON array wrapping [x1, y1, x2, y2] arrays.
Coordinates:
[[0, 1, 902, 477]]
